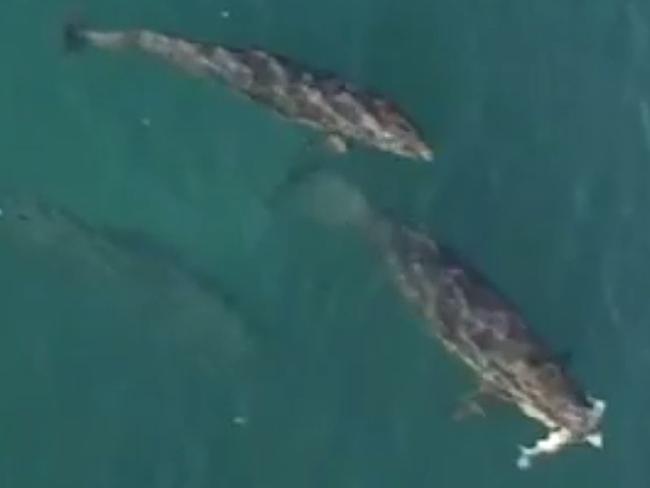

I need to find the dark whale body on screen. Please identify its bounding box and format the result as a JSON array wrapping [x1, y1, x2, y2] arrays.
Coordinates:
[[380, 222, 605, 469]]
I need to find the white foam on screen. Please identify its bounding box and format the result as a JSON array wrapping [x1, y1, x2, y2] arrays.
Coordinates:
[[587, 432, 603, 448], [515, 428, 572, 470], [516, 449, 531, 470], [590, 396, 607, 417]]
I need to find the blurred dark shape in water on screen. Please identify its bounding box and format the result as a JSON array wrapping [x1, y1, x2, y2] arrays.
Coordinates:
[[0, 192, 255, 376]]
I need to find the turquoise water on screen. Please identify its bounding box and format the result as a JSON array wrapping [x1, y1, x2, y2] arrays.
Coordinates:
[[2, 0, 649, 486]]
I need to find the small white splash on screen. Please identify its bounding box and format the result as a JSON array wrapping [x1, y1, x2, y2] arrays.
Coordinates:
[[586, 432, 603, 448], [140, 117, 151, 127], [220, 10, 231, 19], [515, 428, 572, 470], [516, 449, 531, 470], [0, 207, 4, 218], [232, 415, 248, 426]]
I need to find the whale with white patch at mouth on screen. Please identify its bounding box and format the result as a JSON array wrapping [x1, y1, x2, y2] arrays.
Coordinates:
[[63, 22, 433, 162], [280, 172, 606, 470]]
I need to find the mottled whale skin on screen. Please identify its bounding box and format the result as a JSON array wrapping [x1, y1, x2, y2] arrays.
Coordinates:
[[289, 173, 605, 470], [64, 24, 433, 162], [381, 224, 605, 469]]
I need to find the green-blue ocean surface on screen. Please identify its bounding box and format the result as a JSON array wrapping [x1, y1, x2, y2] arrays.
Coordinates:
[[1, 0, 649, 486]]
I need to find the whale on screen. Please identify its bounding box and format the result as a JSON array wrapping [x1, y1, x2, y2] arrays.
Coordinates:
[[281, 172, 606, 470], [64, 23, 433, 162]]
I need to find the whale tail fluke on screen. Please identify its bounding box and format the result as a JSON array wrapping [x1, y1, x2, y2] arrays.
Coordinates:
[[63, 21, 87, 53]]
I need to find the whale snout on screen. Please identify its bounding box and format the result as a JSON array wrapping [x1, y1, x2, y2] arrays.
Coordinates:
[[417, 144, 434, 162], [391, 138, 434, 162]]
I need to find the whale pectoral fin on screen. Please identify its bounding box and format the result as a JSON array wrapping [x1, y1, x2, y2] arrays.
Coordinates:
[[322, 134, 348, 154], [453, 397, 485, 421], [453, 390, 486, 421], [453, 381, 515, 420]]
